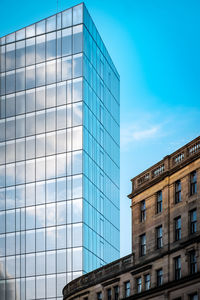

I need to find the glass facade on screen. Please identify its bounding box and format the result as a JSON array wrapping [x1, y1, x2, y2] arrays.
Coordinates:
[[0, 3, 120, 300]]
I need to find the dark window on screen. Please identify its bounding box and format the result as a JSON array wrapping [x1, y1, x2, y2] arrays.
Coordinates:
[[190, 209, 197, 234], [136, 277, 142, 293], [175, 180, 181, 203], [190, 251, 197, 275], [140, 233, 146, 256], [156, 225, 163, 249], [174, 216, 181, 241], [145, 274, 151, 290], [97, 292, 102, 300], [124, 281, 130, 297], [157, 191, 162, 213], [157, 269, 163, 286], [190, 171, 197, 195], [141, 200, 146, 222], [189, 293, 198, 300], [107, 288, 112, 300], [114, 286, 119, 300], [174, 256, 181, 280]]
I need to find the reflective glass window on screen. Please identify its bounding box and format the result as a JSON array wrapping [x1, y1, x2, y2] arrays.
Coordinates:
[[46, 132, 56, 155], [36, 63, 45, 87], [16, 161, 25, 184], [57, 129, 66, 153], [6, 43, 15, 71], [46, 84, 56, 108], [36, 276, 45, 299], [57, 201, 66, 225], [47, 15, 56, 32], [73, 78, 82, 102], [36, 86, 45, 110], [73, 102, 82, 125], [57, 249, 66, 273], [46, 274, 56, 298], [46, 60, 56, 84], [72, 223, 82, 247], [16, 41, 25, 68], [6, 186, 15, 209], [73, 4, 83, 25], [26, 88, 35, 113], [16, 68, 25, 91], [26, 183, 35, 206], [26, 24, 35, 38], [36, 205, 45, 228], [62, 28, 72, 56], [36, 181, 45, 205], [36, 134, 45, 157], [16, 185, 25, 208], [6, 141, 15, 164], [57, 153, 67, 178], [73, 53, 82, 77], [72, 126, 82, 150], [73, 175, 82, 198], [72, 151, 82, 174], [0, 188, 5, 211], [26, 37, 35, 65], [26, 159, 35, 183], [26, 231, 35, 254], [26, 206, 35, 230], [16, 115, 25, 138], [46, 227, 56, 250], [26, 65, 35, 89], [6, 210, 15, 232], [36, 230, 45, 253], [46, 108, 56, 132], [46, 250, 56, 274], [73, 25, 83, 54], [6, 70, 15, 94], [46, 203, 56, 226], [62, 8, 72, 27], [26, 112, 35, 136], [36, 35, 45, 63], [16, 91, 25, 115], [6, 163, 15, 187], [36, 157, 45, 181], [62, 56, 72, 80], [46, 179, 56, 202], [46, 156, 56, 179], [47, 32, 56, 60], [36, 20, 45, 35], [16, 138, 25, 161], [57, 81, 67, 106], [57, 225, 66, 249], [57, 177, 66, 202], [36, 111, 45, 134], [57, 106, 66, 130]]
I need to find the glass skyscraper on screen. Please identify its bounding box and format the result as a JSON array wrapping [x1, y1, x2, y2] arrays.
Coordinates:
[[0, 3, 120, 299]]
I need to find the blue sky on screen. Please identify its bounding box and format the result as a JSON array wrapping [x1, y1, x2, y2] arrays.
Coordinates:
[[1, 0, 200, 257]]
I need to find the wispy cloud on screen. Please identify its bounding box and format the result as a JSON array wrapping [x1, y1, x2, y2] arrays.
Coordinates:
[[121, 122, 162, 148]]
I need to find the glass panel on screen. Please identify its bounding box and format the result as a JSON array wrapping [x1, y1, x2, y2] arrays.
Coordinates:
[[46, 108, 56, 132], [0, 165, 5, 188], [73, 247, 82, 271], [26, 65, 35, 89], [16, 185, 25, 208], [67, 104, 72, 127], [57, 201, 66, 225], [36, 134, 45, 157], [57, 129, 66, 153], [73, 53, 82, 77], [6, 71, 15, 94], [16, 41, 25, 68], [16, 161, 25, 184], [26, 88, 35, 113], [47, 32, 56, 60], [6, 163, 15, 187], [26, 37, 35, 65], [26, 277, 35, 300], [62, 56, 72, 80], [62, 8, 72, 27], [0, 96, 5, 118], [36, 111, 45, 134], [36, 63, 45, 86], [36, 252, 45, 275], [62, 28, 72, 56], [36, 157, 45, 181], [16, 68, 25, 91], [26, 159, 35, 183], [72, 126, 82, 150], [36, 86, 45, 110], [6, 43, 15, 71], [6, 94, 15, 118], [6, 210, 15, 232], [0, 188, 5, 211], [16, 115, 25, 138], [57, 225, 66, 249], [46, 84, 56, 108], [46, 132, 56, 155], [36, 230, 45, 253], [36, 276, 45, 299], [26, 183, 35, 206], [16, 28, 25, 40], [26, 112, 35, 136], [16, 138, 25, 161], [16, 91, 25, 115], [57, 81, 66, 106], [72, 151, 82, 174], [26, 253, 36, 276], [36, 35, 45, 63], [46, 251, 56, 274], [57, 177, 66, 202], [36, 20, 45, 35], [6, 186, 15, 209], [46, 179, 56, 202], [57, 106, 66, 130], [73, 175, 82, 198], [26, 231, 35, 253], [73, 25, 83, 54], [46, 227, 56, 250], [36, 181, 45, 205], [46, 203, 56, 226], [6, 255, 15, 278], [57, 249, 66, 273], [72, 199, 82, 223], [26, 24, 35, 38], [47, 15, 56, 32], [36, 205, 45, 228], [73, 4, 83, 25], [46, 60, 56, 84], [26, 206, 35, 229], [73, 78, 82, 102], [6, 141, 15, 163], [73, 102, 82, 125], [47, 274, 56, 298], [57, 153, 66, 178]]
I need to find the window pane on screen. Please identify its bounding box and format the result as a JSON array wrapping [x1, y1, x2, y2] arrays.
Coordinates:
[[47, 32, 56, 60], [73, 25, 83, 54], [46, 179, 56, 202], [62, 8, 72, 27], [26, 38, 35, 65], [57, 106, 66, 130], [26, 65, 35, 89], [36, 181, 45, 205], [36, 63, 45, 87], [62, 28, 72, 56], [26, 88, 35, 113], [16, 41, 25, 68], [16, 68, 25, 91], [62, 56, 72, 80], [46, 84, 56, 108], [57, 81, 67, 106], [36, 35, 45, 63], [16, 91, 25, 115], [73, 102, 82, 126], [36, 86, 45, 110], [16, 115, 25, 138], [73, 78, 82, 102], [36, 134, 45, 157], [46, 60, 56, 84]]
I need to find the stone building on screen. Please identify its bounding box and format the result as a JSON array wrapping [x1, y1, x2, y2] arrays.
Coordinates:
[[63, 136, 200, 300]]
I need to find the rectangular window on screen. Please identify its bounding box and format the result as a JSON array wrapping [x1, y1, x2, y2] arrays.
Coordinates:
[[190, 251, 197, 275], [189, 293, 198, 300], [156, 225, 163, 249], [175, 180, 181, 203], [97, 292, 102, 300], [190, 171, 197, 195], [140, 234, 146, 256], [174, 256, 181, 280], [190, 209, 197, 234], [107, 288, 112, 300], [174, 216, 181, 241], [140, 200, 146, 222], [157, 269, 163, 286], [136, 277, 142, 293], [114, 286, 119, 300], [124, 281, 130, 297], [144, 274, 150, 290], [157, 191, 162, 213]]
